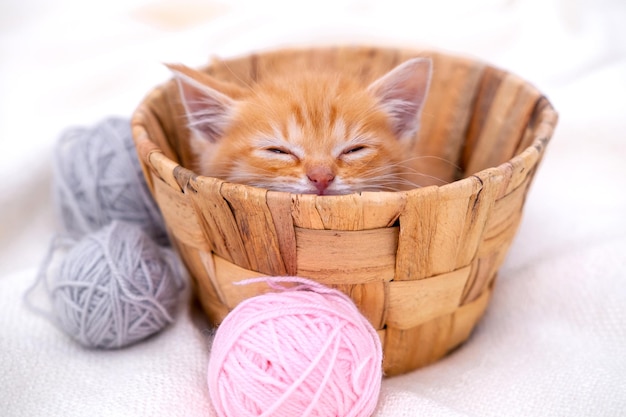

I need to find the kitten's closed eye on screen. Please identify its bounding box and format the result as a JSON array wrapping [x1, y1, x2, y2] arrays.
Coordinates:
[[343, 145, 366, 154], [266, 147, 291, 155]]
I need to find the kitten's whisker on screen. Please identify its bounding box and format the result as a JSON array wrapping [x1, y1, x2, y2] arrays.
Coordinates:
[[359, 170, 450, 188], [365, 160, 455, 186], [399, 171, 451, 185], [220, 60, 255, 90], [361, 166, 449, 185], [399, 155, 462, 171]]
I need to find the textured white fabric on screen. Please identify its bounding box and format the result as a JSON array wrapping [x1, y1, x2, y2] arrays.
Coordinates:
[[1, 0, 626, 415]]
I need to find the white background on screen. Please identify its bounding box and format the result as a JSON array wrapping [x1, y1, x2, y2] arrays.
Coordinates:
[[1, 1, 625, 416]]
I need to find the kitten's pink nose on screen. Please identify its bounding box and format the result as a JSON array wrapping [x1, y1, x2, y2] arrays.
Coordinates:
[[307, 167, 335, 194]]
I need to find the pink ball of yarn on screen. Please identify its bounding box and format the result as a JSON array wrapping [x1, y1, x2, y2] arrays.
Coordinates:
[[207, 278, 383, 417]]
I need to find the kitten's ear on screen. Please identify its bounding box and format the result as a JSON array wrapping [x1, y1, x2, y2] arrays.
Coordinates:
[[368, 58, 432, 140], [166, 63, 236, 143]]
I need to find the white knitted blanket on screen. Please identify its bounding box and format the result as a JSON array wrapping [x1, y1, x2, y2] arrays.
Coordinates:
[[1, 0, 625, 415]]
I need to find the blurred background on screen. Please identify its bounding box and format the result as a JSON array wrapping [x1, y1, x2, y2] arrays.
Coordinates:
[[1, 2, 625, 416]]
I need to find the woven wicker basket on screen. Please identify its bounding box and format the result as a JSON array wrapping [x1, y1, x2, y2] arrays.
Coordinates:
[[131, 46, 557, 376]]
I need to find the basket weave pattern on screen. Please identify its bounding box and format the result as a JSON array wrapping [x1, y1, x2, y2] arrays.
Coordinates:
[[132, 47, 557, 376]]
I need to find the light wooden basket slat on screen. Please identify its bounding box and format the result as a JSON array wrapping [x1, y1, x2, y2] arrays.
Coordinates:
[[131, 46, 557, 376]]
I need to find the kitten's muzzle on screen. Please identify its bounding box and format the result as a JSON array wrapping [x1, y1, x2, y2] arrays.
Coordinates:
[[307, 167, 335, 194]]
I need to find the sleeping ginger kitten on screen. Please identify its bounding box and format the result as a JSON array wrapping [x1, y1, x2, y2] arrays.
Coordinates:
[[169, 58, 431, 195]]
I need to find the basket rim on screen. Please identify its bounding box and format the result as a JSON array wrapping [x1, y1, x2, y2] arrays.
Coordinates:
[[131, 46, 558, 200]]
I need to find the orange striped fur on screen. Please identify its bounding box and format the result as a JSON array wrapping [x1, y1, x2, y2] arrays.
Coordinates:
[[169, 58, 431, 195]]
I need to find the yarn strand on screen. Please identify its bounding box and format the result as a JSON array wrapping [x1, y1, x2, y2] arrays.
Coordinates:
[[208, 277, 382, 417], [52, 118, 168, 244], [28, 221, 184, 349]]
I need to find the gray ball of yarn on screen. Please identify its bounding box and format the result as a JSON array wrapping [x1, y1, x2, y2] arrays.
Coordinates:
[[53, 117, 168, 245], [50, 220, 184, 349]]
